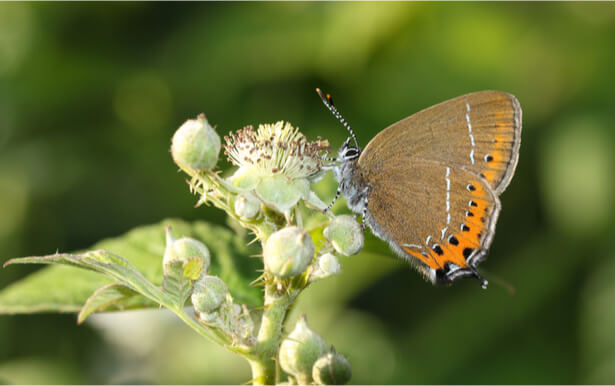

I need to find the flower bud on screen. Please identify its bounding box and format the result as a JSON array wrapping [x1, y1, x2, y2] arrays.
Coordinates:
[[163, 227, 211, 275], [171, 114, 221, 172], [311, 253, 341, 281], [234, 192, 261, 219], [312, 351, 352, 385], [264, 226, 314, 278], [191, 275, 228, 314], [279, 315, 328, 384], [323, 215, 364, 256]]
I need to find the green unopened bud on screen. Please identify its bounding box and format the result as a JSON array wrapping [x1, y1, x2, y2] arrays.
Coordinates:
[[311, 253, 341, 281], [279, 315, 328, 384], [234, 192, 261, 219], [171, 113, 221, 172], [191, 275, 228, 314], [164, 227, 211, 275], [264, 226, 314, 278], [323, 215, 364, 256], [312, 350, 352, 385]]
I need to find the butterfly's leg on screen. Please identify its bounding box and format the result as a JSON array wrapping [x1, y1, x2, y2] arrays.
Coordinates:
[[321, 153, 338, 170], [359, 188, 369, 231], [325, 185, 342, 214]]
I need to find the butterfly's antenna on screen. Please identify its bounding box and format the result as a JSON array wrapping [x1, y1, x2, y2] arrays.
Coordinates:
[[316, 88, 360, 149], [479, 268, 516, 295]]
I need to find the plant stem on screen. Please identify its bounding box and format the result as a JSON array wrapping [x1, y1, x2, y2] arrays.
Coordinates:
[[248, 359, 275, 386], [249, 285, 296, 385]]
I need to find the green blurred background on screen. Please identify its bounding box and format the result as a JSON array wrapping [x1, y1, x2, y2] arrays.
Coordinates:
[[1, 2, 615, 384]]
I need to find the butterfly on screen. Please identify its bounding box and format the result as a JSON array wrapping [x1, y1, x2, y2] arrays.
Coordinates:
[[318, 89, 521, 288]]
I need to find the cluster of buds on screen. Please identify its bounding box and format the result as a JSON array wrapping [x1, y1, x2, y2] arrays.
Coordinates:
[[169, 115, 364, 274], [192, 277, 255, 346], [279, 315, 351, 385], [163, 227, 254, 346], [262, 215, 364, 285], [169, 115, 359, 384]]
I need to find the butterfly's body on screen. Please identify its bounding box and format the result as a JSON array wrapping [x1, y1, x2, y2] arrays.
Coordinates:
[[320, 89, 522, 288], [332, 158, 368, 214]]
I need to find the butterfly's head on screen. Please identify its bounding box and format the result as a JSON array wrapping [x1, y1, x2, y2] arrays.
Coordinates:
[[331, 137, 369, 216], [338, 137, 361, 162]]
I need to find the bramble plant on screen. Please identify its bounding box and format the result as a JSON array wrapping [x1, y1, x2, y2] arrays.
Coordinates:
[[1, 114, 357, 385]]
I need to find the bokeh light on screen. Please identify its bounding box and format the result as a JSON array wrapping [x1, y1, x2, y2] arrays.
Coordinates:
[[540, 115, 615, 238]]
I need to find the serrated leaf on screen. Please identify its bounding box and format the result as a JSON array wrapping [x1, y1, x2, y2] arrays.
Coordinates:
[[0, 218, 261, 315], [77, 283, 138, 324], [163, 257, 202, 308], [4, 250, 167, 305]]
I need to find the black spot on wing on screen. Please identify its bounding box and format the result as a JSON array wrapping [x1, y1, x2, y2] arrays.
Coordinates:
[[463, 248, 474, 259]]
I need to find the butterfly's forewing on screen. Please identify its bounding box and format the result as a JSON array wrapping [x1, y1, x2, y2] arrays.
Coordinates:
[[360, 91, 521, 195], [358, 91, 521, 279]]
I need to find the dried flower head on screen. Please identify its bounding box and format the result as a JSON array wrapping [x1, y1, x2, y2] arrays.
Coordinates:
[[224, 121, 328, 180], [223, 122, 329, 215]]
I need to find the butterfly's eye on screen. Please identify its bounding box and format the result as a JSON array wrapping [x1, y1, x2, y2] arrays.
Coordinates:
[[343, 147, 360, 159]]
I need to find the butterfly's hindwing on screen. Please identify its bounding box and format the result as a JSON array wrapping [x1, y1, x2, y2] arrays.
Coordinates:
[[361, 159, 500, 281]]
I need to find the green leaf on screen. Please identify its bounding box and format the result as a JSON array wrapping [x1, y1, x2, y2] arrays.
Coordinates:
[[5, 250, 167, 304], [77, 283, 138, 324], [0, 218, 261, 315]]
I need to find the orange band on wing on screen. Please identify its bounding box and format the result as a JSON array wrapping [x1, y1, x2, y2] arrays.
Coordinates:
[[401, 177, 494, 271], [403, 247, 440, 270], [479, 131, 516, 187]]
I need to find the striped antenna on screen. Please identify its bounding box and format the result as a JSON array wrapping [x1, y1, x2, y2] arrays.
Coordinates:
[[316, 88, 360, 149]]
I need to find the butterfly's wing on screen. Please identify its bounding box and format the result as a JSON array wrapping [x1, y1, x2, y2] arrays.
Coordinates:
[[363, 159, 500, 283], [361, 90, 521, 195], [359, 91, 521, 283]]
